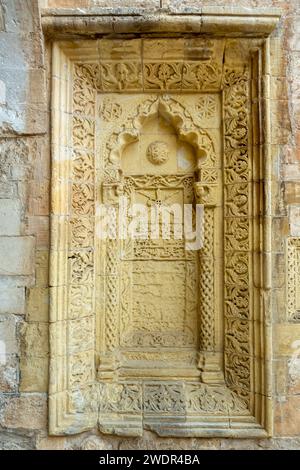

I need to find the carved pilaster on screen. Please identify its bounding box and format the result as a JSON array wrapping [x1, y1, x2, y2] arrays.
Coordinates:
[[194, 178, 224, 385], [98, 183, 121, 380], [223, 66, 251, 405]]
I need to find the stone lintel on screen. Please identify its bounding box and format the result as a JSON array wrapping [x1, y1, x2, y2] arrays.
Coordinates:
[[41, 8, 281, 38]]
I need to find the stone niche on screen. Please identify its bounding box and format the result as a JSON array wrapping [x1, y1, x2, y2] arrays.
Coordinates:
[[49, 30, 276, 437]]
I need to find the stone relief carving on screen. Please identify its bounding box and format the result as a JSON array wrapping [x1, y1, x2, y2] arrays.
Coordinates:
[[146, 141, 170, 165], [287, 238, 300, 321], [195, 95, 217, 121], [223, 66, 251, 404], [50, 38, 269, 438]]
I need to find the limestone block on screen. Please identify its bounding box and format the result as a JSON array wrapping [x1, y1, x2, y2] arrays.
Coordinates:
[[274, 359, 287, 396], [0, 394, 47, 431], [274, 324, 300, 357], [289, 205, 300, 237], [0, 315, 18, 356], [47, 0, 90, 7], [92, 0, 160, 7], [35, 435, 68, 450], [270, 37, 287, 77], [35, 250, 49, 287], [0, 65, 47, 135], [0, 199, 21, 236], [0, 180, 17, 199], [28, 180, 50, 216], [0, 431, 34, 450], [0, 8, 46, 134], [20, 356, 48, 392], [26, 287, 49, 322], [80, 435, 113, 450], [272, 253, 285, 288], [275, 396, 300, 436], [20, 322, 49, 358], [270, 100, 291, 145], [0, 138, 31, 181], [25, 216, 49, 249], [0, 6, 4, 32], [282, 163, 300, 181], [0, 279, 25, 314], [46, 0, 159, 9], [0, 236, 35, 276], [0, 355, 18, 393], [284, 181, 300, 205], [272, 217, 289, 252], [271, 77, 288, 101]]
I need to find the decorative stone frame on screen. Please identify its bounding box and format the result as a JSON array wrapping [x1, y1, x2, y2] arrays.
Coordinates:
[[47, 10, 280, 437], [287, 238, 300, 322]]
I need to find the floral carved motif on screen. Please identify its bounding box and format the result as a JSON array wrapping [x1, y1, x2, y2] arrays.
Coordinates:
[[98, 98, 123, 121], [72, 184, 94, 216], [146, 141, 170, 165], [70, 218, 94, 248], [223, 66, 251, 405], [182, 61, 221, 91], [144, 62, 182, 90], [100, 62, 142, 91]]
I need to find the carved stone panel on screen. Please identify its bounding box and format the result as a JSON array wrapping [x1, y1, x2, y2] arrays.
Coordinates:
[[287, 238, 300, 321], [49, 38, 271, 437]]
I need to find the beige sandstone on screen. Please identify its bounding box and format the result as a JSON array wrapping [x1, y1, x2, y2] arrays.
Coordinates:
[[0, 0, 300, 450]]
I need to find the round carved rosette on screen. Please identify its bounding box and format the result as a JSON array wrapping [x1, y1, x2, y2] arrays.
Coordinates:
[[146, 141, 169, 165]]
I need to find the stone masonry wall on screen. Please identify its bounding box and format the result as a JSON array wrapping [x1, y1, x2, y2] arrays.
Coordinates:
[[0, 0, 300, 450]]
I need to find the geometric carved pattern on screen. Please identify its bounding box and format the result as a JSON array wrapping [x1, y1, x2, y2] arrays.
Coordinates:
[[198, 209, 215, 351]]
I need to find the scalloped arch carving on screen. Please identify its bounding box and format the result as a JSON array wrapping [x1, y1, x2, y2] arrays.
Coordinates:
[[105, 95, 215, 177]]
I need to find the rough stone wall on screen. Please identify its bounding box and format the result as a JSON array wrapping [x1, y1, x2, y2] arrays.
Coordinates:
[[0, 0, 299, 450]]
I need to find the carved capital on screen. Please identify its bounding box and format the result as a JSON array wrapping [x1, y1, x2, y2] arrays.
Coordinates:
[[102, 183, 124, 204], [194, 182, 218, 206]]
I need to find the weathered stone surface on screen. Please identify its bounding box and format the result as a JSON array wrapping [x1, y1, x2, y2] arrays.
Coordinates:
[[0, 394, 47, 431], [0, 199, 21, 236], [20, 322, 49, 358], [0, 0, 46, 135], [275, 324, 300, 356], [25, 216, 49, 249], [0, 355, 18, 393], [275, 396, 300, 436], [26, 287, 49, 322], [0, 315, 19, 355], [0, 237, 35, 276], [35, 434, 68, 450], [0, 431, 35, 450], [20, 356, 48, 392], [35, 250, 49, 288], [46, 0, 160, 9], [0, 279, 25, 315], [289, 205, 300, 236], [80, 435, 114, 450]]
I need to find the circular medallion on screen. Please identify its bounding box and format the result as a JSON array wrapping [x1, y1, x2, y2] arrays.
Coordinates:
[[146, 141, 169, 165]]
